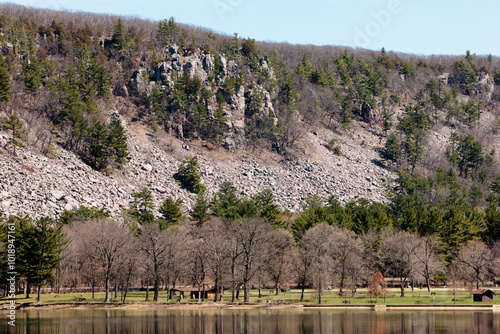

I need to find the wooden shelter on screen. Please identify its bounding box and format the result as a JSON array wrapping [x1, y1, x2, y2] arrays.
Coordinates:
[[472, 289, 494, 302], [169, 286, 216, 300]]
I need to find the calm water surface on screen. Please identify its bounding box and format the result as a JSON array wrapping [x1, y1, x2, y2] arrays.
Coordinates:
[[1, 308, 500, 333]]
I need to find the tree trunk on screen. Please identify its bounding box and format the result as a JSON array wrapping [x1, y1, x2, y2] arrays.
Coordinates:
[[339, 270, 345, 294], [153, 276, 160, 302], [123, 280, 129, 304], [104, 276, 110, 302], [92, 283, 95, 300], [197, 283, 201, 303], [244, 284, 250, 303], [426, 277, 431, 293], [214, 276, 219, 302], [26, 281, 30, 299], [400, 284, 405, 297], [318, 280, 323, 304], [37, 285, 41, 302], [300, 283, 305, 302], [145, 279, 149, 302], [275, 281, 280, 296], [114, 281, 118, 299]]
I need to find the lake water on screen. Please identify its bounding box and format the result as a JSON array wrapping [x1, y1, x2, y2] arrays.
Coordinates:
[[2, 308, 500, 333]]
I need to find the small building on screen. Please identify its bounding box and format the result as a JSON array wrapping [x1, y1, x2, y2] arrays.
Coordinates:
[[383, 277, 409, 289], [472, 289, 495, 302], [169, 286, 216, 300]]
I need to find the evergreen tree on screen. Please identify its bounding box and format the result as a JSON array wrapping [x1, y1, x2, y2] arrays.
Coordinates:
[[17, 217, 65, 302], [2, 114, 25, 154], [112, 19, 127, 49], [381, 132, 401, 167], [23, 49, 44, 93], [296, 54, 313, 82], [447, 133, 484, 179], [252, 188, 281, 225], [158, 197, 183, 229], [211, 181, 241, 219], [58, 205, 110, 225], [397, 104, 431, 173], [193, 103, 209, 136], [107, 118, 129, 166], [87, 120, 109, 170], [127, 187, 155, 225], [0, 54, 10, 105], [174, 156, 205, 193], [157, 17, 179, 44], [190, 191, 210, 226]]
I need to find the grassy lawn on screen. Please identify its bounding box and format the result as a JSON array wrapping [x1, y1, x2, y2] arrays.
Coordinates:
[[0, 288, 497, 306]]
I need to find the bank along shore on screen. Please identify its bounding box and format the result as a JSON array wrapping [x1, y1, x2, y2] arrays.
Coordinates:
[[2, 302, 500, 311]]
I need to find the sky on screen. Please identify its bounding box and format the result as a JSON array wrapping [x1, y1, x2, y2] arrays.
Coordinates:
[[6, 0, 500, 56]]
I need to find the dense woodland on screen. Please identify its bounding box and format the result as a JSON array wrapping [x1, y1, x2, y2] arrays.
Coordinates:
[[2, 4, 500, 302]]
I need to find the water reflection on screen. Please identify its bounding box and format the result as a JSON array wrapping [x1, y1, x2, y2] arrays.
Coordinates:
[[2, 308, 500, 333]]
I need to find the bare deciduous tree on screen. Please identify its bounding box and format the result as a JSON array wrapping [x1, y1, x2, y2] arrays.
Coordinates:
[[71, 220, 132, 302], [234, 218, 270, 303], [266, 228, 296, 296], [195, 218, 230, 302], [380, 228, 421, 297], [300, 223, 334, 304], [330, 227, 364, 294], [455, 240, 493, 289], [414, 235, 444, 292]]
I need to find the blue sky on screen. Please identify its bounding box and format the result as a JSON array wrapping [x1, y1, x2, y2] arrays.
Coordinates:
[[7, 0, 500, 56]]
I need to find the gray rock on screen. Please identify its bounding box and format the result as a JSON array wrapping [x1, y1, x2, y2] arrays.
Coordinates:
[[142, 164, 153, 172], [51, 190, 65, 201], [203, 54, 215, 73]]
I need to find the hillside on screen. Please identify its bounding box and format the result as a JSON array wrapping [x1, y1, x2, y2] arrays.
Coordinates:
[[1, 4, 500, 221]]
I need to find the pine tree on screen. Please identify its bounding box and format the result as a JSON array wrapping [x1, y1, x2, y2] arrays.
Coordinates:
[[296, 54, 313, 82], [2, 114, 25, 154], [112, 19, 127, 49], [17, 217, 66, 302], [447, 133, 484, 179], [397, 104, 431, 173], [87, 120, 109, 170], [190, 191, 210, 227], [193, 103, 209, 136], [174, 156, 205, 193], [107, 118, 129, 166], [252, 188, 281, 225], [158, 197, 183, 229], [0, 54, 10, 104], [127, 188, 155, 225], [23, 42, 44, 93], [157, 17, 179, 44], [381, 133, 401, 167], [211, 181, 240, 219]]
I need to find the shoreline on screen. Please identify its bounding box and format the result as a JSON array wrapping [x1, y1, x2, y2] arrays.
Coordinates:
[[1, 302, 500, 311]]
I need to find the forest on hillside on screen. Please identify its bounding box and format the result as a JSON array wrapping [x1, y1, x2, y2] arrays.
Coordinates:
[[2, 4, 500, 301]]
